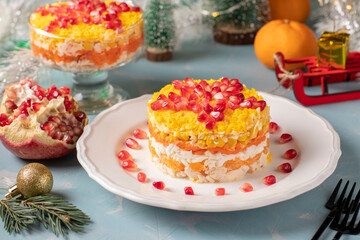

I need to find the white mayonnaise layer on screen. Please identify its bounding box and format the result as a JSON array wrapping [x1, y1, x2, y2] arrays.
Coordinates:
[[149, 133, 268, 169]]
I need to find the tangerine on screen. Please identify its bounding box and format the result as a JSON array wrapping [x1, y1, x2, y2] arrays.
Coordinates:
[[269, 0, 311, 23], [254, 19, 317, 70]]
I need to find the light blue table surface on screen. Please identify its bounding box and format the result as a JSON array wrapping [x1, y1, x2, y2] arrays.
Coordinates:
[[1, 36, 360, 240]]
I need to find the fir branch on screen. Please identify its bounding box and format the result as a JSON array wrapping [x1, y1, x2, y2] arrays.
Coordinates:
[[0, 197, 36, 234], [22, 194, 91, 237]]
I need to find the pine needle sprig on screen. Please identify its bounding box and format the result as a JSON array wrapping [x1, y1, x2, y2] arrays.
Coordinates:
[[21, 194, 91, 237], [0, 196, 37, 234]]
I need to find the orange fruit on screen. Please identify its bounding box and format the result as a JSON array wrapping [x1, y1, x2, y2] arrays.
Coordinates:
[[269, 0, 311, 23], [254, 19, 317, 70]]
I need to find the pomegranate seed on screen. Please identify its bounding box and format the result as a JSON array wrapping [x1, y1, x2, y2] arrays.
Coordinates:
[[93, 16, 102, 24], [191, 104, 202, 114], [32, 102, 44, 112], [49, 21, 58, 26], [40, 122, 54, 131], [203, 103, 213, 114], [5, 100, 17, 112], [240, 183, 253, 192], [59, 86, 71, 95], [221, 77, 230, 85], [233, 83, 244, 91], [188, 93, 199, 102], [279, 133, 293, 144], [117, 150, 133, 160], [239, 101, 252, 108], [121, 5, 130, 12], [184, 77, 195, 88], [277, 163, 292, 173], [199, 80, 207, 87], [153, 181, 165, 190], [211, 86, 221, 95], [125, 138, 140, 149], [168, 92, 181, 103], [226, 86, 241, 95], [0, 113, 8, 122], [151, 100, 163, 110], [283, 149, 297, 160], [174, 101, 187, 111], [212, 81, 221, 88], [215, 188, 225, 196], [184, 186, 194, 195], [64, 96, 74, 111], [204, 92, 212, 101], [121, 160, 138, 171], [197, 112, 208, 122], [194, 85, 204, 96], [41, 10, 50, 16], [205, 118, 216, 130], [227, 101, 239, 110], [229, 95, 241, 104], [69, 18, 78, 25], [180, 86, 192, 98], [263, 175, 276, 186], [112, 19, 122, 27], [102, 14, 111, 21], [105, 22, 115, 30], [246, 96, 257, 102], [172, 80, 183, 90], [59, 22, 68, 28], [252, 100, 267, 111], [213, 92, 225, 100], [47, 115, 61, 124], [161, 99, 174, 110], [213, 103, 226, 112], [131, 6, 141, 12], [230, 78, 240, 85], [210, 111, 224, 122], [219, 84, 228, 92], [74, 111, 86, 122], [269, 122, 279, 134], [44, 26, 54, 32], [137, 172, 147, 183], [133, 129, 148, 139]]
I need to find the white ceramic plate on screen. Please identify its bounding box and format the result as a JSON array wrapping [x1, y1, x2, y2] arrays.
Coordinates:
[[77, 93, 341, 212]]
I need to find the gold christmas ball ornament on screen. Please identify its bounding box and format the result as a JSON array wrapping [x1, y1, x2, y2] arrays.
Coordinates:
[[17, 163, 53, 198], [4, 163, 53, 199]]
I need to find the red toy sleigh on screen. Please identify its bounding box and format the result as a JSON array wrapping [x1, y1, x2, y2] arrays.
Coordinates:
[[274, 52, 360, 106]]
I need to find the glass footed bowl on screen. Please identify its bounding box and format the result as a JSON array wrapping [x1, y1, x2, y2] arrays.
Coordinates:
[[29, 1, 143, 113]]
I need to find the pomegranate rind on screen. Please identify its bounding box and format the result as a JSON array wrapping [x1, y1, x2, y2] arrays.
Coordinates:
[[0, 133, 73, 159]]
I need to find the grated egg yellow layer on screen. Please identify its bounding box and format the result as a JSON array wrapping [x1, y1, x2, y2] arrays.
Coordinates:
[[148, 79, 270, 147], [29, 2, 142, 41]]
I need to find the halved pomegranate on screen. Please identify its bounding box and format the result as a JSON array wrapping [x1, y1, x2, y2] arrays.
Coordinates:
[[0, 79, 87, 159]]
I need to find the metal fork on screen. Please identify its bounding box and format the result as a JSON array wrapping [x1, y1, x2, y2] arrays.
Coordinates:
[[330, 189, 360, 240], [311, 179, 356, 240]]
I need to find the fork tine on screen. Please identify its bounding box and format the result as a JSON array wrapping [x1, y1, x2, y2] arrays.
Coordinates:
[[336, 180, 350, 207], [351, 189, 360, 212], [327, 179, 343, 205], [344, 183, 356, 211], [349, 200, 360, 232]]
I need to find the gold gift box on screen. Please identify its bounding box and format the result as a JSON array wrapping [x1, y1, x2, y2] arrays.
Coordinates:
[[317, 31, 350, 69]]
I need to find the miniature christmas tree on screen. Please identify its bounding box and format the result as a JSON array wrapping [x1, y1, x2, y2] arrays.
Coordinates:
[[202, 0, 270, 45], [144, 0, 176, 61]]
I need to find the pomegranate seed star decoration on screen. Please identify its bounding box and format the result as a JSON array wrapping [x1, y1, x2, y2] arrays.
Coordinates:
[[0, 163, 91, 236]]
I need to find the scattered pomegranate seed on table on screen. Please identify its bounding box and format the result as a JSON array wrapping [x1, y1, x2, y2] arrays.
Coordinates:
[[121, 160, 138, 171], [279, 133, 293, 144], [283, 149, 297, 160], [125, 138, 140, 149], [263, 175, 276, 186], [184, 187, 194, 195], [153, 181, 165, 190], [215, 188, 226, 196], [117, 150, 133, 161], [137, 172, 147, 183], [133, 129, 148, 139], [277, 163, 292, 173], [240, 183, 254, 192], [269, 122, 279, 134]]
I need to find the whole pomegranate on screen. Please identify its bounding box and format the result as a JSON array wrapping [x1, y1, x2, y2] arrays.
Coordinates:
[[0, 79, 88, 159]]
